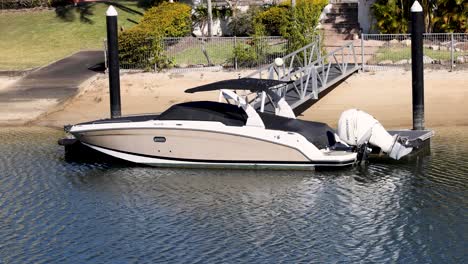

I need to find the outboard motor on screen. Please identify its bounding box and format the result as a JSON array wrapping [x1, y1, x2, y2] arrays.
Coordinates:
[[337, 109, 413, 160]]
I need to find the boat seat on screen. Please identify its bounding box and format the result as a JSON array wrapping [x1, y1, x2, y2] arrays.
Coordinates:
[[258, 113, 335, 149]]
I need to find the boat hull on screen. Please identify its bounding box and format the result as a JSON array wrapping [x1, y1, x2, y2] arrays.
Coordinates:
[[70, 121, 357, 169], [83, 143, 355, 169]]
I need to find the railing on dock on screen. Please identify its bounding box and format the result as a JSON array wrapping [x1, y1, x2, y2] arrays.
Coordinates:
[[246, 37, 360, 113]]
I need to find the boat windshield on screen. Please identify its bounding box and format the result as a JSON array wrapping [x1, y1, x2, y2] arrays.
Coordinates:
[[158, 101, 248, 127]]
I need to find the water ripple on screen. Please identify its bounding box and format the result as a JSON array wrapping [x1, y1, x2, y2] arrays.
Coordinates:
[[0, 126, 466, 263]]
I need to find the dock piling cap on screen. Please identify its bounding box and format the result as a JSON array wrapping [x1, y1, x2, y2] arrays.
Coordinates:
[[274, 58, 284, 67], [106, 5, 118, 16], [410, 1, 423, 12]]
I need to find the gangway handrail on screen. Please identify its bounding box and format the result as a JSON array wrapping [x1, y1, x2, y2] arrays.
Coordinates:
[[243, 39, 360, 114], [246, 35, 321, 80]]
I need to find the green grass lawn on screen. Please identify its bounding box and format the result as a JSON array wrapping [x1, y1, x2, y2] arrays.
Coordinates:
[[0, 1, 144, 70], [170, 42, 236, 66], [374, 47, 464, 63], [169, 41, 288, 67]]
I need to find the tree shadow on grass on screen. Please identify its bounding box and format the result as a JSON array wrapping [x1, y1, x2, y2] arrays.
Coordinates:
[[55, 1, 143, 24], [103, 1, 144, 16], [55, 3, 96, 24], [55, 5, 76, 22], [78, 4, 94, 24]]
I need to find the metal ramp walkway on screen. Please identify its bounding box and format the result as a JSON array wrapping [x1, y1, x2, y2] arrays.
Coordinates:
[[245, 38, 360, 114]]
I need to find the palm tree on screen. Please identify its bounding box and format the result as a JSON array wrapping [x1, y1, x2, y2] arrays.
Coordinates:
[[207, 0, 213, 37], [371, 0, 408, 33], [432, 0, 467, 33], [372, 0, 466, 33]]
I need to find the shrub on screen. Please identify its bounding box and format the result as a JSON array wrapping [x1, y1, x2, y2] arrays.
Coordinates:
[[136, 0, 164, 9], [231, 44, 258, 67], [254, 6, 289, 36], [138, 2, 192, 37], [118, 28, 154, 69], [0, 0, 72, 9], [283, 0, 327, 52], [118, 2, 191, 70], [118, 27, 174, 70], [228, 7, 261, 36], [251, 0, 326, 52], [48, 0, 72, 7], [230, 35, 270, 67], [1, 0, 46, 9]]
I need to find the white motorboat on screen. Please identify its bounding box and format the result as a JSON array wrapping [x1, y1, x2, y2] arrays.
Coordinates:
[[63, 78, 414, 169]]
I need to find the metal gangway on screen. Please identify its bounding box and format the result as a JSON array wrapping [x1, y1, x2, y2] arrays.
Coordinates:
[[245, 37, 360, 114]]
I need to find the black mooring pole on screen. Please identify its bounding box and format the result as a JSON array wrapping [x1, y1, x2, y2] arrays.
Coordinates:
[[106, 6, 121, 118], [411, 1, 424, 130]]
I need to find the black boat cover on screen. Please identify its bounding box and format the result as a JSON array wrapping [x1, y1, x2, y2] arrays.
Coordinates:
[[159, 101, 248, 126], [160, 101, 334, 148], [185, 78, 290, 93]]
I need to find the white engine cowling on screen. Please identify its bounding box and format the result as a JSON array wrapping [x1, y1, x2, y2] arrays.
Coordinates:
[[337, 109, 413, 160]]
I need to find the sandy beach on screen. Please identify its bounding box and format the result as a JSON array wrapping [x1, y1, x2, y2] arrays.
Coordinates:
[[0, 76, 19, 92], [301, 69, 468, 128], [32, 71, 248, 127], [8, 69, 467, 129]]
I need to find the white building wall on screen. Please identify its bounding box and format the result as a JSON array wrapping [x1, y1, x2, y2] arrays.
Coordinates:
[[358, 0, 378, 33]]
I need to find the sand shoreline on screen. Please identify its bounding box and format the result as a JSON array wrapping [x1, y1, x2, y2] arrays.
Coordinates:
[[0, 76, 19, 92], [0, 69, 466, 130]]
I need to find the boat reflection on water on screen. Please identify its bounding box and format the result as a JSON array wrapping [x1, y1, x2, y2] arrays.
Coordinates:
[[69, 152, 436, 261]]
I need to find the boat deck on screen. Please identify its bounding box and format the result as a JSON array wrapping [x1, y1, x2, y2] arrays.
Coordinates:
[[388, 130, 434, 141], [367, 129, 434, 157], [388, 129, 434, 150]]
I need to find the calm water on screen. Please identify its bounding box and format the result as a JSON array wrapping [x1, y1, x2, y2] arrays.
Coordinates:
[[0, 127, 466, 263]]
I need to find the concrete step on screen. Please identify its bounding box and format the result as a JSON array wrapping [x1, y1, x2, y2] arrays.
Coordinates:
[[321, 23, 359, 29], [321, 1, 360, 53], [321, 31, 359, 38], [330, 2, 358, 7], [322, 17, 358, 24], [322, 32, 361, 46], [325, 12, 358, 19], [321, 27, 360, 35], [330, 0, 358, 2], [328, 11, 358, 17], [321, 28, 360, 34], [323, 35, 357, 42], [322, 29, 359, 35], [330, 7, 358, 13]]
